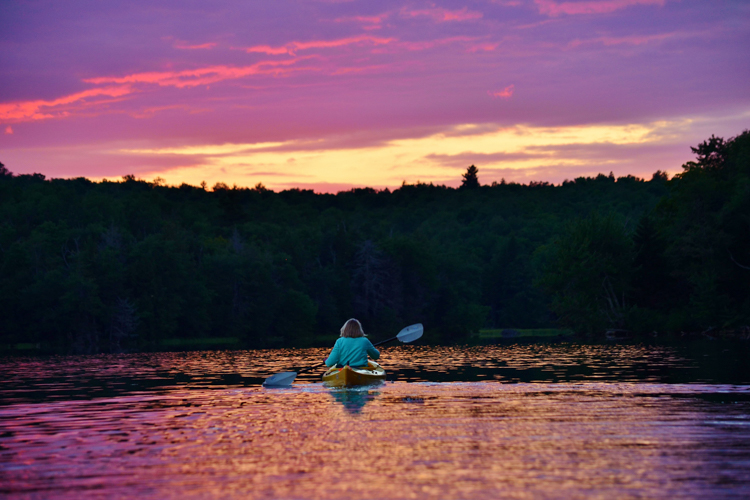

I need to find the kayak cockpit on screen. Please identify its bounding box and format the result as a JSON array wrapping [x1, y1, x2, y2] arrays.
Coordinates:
[[322, 360, 386, 387]]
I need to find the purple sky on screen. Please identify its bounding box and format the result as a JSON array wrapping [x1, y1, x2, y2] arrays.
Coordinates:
[[1, 0, 748, 191]]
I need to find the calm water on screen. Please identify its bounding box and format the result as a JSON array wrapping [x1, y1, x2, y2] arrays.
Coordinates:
[[2, 342, 750, 499]]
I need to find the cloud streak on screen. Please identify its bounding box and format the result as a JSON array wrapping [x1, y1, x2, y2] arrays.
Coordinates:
[[334, 13, 390, 30], [85, 59, 304, 88], [0, 86, 133, 123], [243, 35, 396, 55], [174, 42, 218, 50], [489, 85, 515, 98], [535, 0, 666, 17], [400, 6, 483, 22]]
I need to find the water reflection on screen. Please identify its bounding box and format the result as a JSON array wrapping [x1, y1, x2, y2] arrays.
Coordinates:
[[2, 343, 750, 498], [2, 341, 748, 404], [2, 382, 750, 498], [328, 387, 381, 414]]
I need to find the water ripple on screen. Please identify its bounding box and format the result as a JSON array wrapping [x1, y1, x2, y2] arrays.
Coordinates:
[[2, 382, 750, 498], [2, 344, 750, 498]]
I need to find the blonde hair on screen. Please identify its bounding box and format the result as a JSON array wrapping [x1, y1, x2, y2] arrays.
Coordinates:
[[340, 318, 366, 338]]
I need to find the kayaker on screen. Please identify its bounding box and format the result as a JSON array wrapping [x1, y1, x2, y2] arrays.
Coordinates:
[[325, 318, 380, 368]]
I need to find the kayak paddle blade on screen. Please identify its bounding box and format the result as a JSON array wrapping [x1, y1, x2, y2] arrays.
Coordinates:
[[262, 371, 297, 388], [397, 323, 423, 343]]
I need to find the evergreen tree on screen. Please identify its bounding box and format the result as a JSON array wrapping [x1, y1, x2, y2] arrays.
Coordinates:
[[461, 165, 480, 189]]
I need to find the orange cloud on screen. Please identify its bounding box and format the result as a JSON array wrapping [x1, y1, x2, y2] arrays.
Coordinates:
[[5, 126, 13, 134], [489, 85, 515, 98], [0, 85, 132, 123], [85, 59, 303, 88], [244, 35, 395, 56], [401, 6, 483, 22], [535, 0, 665, 16]]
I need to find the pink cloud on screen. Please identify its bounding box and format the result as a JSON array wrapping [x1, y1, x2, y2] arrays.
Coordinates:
[[3, 46, 394, 125], [244, 45, 291, 55], [535, 0, 665, 16], [389, 36, 477, 52], [334, 13, 390, 29], [468, 42, 500, 52], [85, 59, 303, 89], [244, 35, 395, 56], [174, 42, 217, 50], [5, 125, 13, 134], [401, 6, 483, 22], [489, 85, 515, 98], [0, 58, 314, 124], [0, 86, 133, 123], [295, 35, 395, 50], [343, 15, 387, 23]]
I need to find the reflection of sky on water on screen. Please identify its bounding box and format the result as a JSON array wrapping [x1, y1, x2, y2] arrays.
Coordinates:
[[2, 344, 750, 497], [2, 382, 750, 498], [2, 341, 748, 405]]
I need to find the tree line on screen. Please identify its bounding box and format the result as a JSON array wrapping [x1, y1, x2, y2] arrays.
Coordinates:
[[540, 131, 750, 336], [0, 130, 747, 353]]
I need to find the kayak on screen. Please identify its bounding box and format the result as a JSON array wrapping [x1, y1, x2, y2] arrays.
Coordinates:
[[322, 360, 386, 387]]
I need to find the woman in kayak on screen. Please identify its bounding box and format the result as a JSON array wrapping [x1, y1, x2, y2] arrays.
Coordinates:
[[325, 318, 380, 368]]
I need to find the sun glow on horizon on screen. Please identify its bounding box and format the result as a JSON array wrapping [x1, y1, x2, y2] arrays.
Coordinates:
[[109, 119, 699, 192]]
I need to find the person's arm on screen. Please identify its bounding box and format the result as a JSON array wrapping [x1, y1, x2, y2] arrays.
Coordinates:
[[325, 338, 342, 367], [365, 338, 380, 360]]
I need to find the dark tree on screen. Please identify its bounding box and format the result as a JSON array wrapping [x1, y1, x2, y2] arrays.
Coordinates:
[[0, 162, 12, 177], [650, 170, 668, 182], [687, 135, 727, 173], [461, 165, 479, 189]]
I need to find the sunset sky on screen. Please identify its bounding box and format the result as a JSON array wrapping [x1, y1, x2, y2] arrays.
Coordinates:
[[1, 0, 748, 191]]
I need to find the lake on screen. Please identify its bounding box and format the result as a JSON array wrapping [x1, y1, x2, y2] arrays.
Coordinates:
[[2, 341, 750, 498]]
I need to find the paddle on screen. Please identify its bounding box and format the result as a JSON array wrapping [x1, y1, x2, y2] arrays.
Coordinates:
[[262, 323, 423, 388]]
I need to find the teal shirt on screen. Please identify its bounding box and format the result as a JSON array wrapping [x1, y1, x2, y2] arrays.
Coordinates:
[[325, 337, 380, 368]]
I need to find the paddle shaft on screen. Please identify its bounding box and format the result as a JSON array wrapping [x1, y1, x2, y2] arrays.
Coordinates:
[[294, 334, 400, 376], [372, 335, 399, 347]]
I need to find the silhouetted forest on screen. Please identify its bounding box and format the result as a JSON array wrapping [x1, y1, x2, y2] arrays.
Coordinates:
[[1, 131, 748, 353]]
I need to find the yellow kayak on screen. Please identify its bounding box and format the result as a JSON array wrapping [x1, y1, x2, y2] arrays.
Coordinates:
[[322, 360, 386, 387]]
